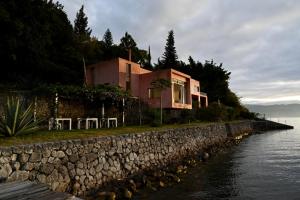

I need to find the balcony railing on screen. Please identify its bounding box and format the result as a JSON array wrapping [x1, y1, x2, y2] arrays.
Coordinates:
[[200, 92, 207, 96]]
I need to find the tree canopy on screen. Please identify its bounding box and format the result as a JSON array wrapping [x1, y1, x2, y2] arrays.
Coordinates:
[[173, 57, 241, 107], [0, 1, 246, 113], [0, 1, 150, 88], [0, 0, 82, 88]]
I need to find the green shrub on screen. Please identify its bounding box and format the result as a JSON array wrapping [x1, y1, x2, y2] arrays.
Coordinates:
[[196, 102, 258, 122], [144, 108, 161, 126], [0, 97, 40, 137], [225, 106, 239, 120], [196, 102, 228, 121], [180, 109, 195, 123], [239, 106, 257, 119]]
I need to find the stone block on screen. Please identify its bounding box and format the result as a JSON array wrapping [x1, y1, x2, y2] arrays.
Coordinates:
[[76, 161, 84, 169], [13, 162, 20, 171], [29, 152, 42, 162], [0, 163, 12, 177], [65, 148, 72, 156], [11, 154, 17, 162], [8, 170, 29, 181], [40, 163, 54, 175], [0, 157, 9, 164], [48, 157, 55, 163], [23, 162, 35, 171], [67, 162, 75, 170], [86, 153, 97, 162], [76, 168, 85, 176], [42, 149, 51, 158], [37, 174, 47, 183], [69, 154, 79, 163], [56, 151, 65, 158], [19, 154, 29, 163], [95, 163, 103, 172]]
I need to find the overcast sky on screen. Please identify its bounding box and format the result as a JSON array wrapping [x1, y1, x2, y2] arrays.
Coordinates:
[[58, 0, 300, 105]]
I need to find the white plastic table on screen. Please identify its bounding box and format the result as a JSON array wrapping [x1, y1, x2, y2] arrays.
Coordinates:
[[49, 118, 72, 130], [99, 118, 118, 128], [77, 118, 98, 129], [107, 118, 118, 128]]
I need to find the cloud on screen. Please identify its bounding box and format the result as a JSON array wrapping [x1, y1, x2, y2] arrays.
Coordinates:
[[58, 0, 300, 105]]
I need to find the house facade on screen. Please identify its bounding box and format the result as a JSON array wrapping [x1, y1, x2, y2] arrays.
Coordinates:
[[86, 57, 208, 109]]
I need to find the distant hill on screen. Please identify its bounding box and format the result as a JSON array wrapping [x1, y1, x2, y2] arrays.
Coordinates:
[[245, 104, 300, 118]]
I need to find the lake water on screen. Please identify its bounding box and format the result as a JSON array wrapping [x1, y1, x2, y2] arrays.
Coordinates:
[[136, 118, 300, 200]]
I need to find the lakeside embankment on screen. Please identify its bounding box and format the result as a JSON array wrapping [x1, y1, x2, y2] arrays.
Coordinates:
[[0, 120, 293, 198], [139, 117, 300, 200]]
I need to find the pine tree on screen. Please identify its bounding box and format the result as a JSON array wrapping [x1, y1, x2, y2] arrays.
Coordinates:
[[143, 46, 153, 70], [188, 56, 196, 67], [160, 30, 178, 69], [103, 28, 113, 47], [148, 46, 152, 66], [74, 5, 92, 41]]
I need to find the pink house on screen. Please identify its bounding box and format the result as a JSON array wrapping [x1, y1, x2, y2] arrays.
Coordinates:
[[86, 58, 208, 109]]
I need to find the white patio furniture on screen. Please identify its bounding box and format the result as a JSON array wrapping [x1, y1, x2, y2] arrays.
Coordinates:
[[99, 118, 107, 128], [77, 118, 98, 129], [107, 118, 118, 128], [49, 117, 72, 130], [99, 103, 117, 128], [99, 118, 118, 128]]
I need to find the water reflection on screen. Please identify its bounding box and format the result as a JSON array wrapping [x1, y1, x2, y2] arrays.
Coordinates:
[[134, 144, 240, 200], [190, 152, 239, 200]]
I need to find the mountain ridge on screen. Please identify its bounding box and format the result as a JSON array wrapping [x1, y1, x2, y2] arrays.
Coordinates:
[[245, 104, 300, 117]]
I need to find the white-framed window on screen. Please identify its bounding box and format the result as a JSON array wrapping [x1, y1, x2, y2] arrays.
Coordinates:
[[172, 79, 186, 104]]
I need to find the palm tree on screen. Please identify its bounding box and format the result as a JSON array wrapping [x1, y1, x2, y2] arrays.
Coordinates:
[[120, 32, 137, 61], [151, 78, 171, 125]]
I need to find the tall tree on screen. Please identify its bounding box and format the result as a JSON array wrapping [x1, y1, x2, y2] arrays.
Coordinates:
[[143, 46, 153, 70], [160, 30, 178, 69], [147, 46, 152, 66], [74, 5, 92, 41], [151, 78, 171, 124], [188, 56, 196, 68], [103, 28, 113, 47], [120, 32, 136, 61]]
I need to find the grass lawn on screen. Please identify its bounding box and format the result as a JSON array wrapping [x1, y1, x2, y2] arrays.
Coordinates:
[[0, 122, 213, 147]]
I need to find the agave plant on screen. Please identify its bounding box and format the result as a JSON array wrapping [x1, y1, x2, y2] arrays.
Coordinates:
[[0, 97, 40, 137]]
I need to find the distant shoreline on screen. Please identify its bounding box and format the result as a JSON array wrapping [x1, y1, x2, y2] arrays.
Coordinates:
[[245, 104, 300, 118]]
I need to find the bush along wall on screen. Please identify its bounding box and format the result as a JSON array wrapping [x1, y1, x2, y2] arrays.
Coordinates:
[[0, 84, 130, 127]]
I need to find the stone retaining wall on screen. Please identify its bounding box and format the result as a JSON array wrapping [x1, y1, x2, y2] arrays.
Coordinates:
[[252, 119, 294, 131], [225, 121, 253, 137], [0, 121, 253, 196]]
